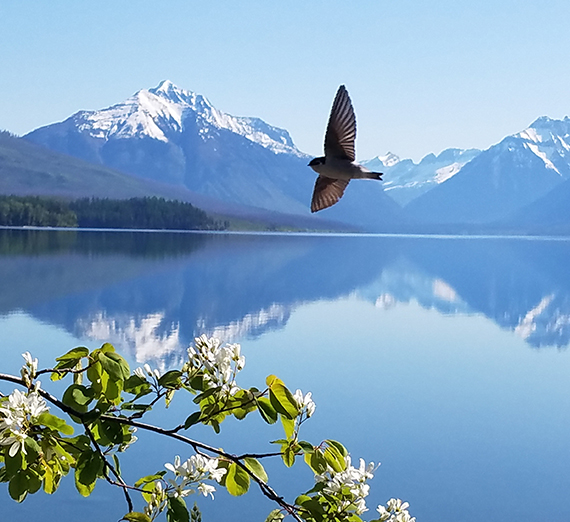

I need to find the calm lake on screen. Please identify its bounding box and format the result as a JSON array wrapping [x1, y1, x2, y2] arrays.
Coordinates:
[[1, 228, 570, 521]]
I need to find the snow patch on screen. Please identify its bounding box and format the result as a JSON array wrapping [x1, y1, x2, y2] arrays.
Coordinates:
[[514, 295, 554, 339], [525, 142, 561, 174], [434, 162, 462, 184]]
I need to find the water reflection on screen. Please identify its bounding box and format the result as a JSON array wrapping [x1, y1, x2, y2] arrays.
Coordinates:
[[0, 229, 569, 364]]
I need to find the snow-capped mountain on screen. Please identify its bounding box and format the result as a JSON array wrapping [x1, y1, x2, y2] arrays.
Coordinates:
[[73, 80, 302, 156], [362, 148, 481, 205], [405, 116, 570, 224], [24, 80, 403, 231]]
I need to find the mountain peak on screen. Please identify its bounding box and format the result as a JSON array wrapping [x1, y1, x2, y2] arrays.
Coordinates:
[[146, 80, 208, 108], [153, 79, 178, 93], [367, 152, 401, 167]]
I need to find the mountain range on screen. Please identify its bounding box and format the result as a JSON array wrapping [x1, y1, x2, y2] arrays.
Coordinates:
[[3, 80, 570, 232], [22, 80, 403, 231]]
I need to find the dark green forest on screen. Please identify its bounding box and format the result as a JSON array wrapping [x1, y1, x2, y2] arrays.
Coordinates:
[[0, 196, 224, 230]]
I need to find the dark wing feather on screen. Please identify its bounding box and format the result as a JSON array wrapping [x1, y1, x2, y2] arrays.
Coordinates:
[[324, 85, 356, 161], [311, 176, 350, 212]]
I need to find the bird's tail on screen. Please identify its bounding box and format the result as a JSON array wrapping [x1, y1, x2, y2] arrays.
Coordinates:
[[364, 171, 383, 180]]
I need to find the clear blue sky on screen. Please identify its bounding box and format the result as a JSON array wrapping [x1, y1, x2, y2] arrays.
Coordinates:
[[2, 1, 570, 161]]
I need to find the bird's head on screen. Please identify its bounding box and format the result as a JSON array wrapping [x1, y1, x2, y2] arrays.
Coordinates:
[[308, 156, 325, 172]]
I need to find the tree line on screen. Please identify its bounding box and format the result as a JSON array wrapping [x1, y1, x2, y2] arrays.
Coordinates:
[[0, 196, 225, 230]]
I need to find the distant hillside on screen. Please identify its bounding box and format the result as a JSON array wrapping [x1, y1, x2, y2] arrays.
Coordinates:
[[498, 176, 570, 234], [0, 131, 206, 202], [0, 131, 357, 232]]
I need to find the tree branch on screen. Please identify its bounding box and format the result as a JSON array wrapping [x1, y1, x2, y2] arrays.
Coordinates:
[[0, 372, 303, 522]]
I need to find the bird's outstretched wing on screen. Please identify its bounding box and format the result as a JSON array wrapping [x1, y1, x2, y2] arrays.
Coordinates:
[[311, 176, 350, 213], [324, 85, 356, 161]]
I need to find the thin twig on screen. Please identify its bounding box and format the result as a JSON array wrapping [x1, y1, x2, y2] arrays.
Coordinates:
[[83, 423, 133, 513], [36, 361, 96, 377]]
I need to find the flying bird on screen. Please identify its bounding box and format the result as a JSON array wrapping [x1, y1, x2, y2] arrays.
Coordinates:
[[308, 85, 383, 212]]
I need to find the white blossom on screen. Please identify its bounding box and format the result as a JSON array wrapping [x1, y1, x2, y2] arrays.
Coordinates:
[[315, 455, 377, 515], [164, 454, 227, 500], [187, 336, 245, 394], [376, 498, 416, 522], [197, 483, 216, 498], [22, 352, 38, 376], [20, 351, 39, 385], [0, 389, 49, 456], [293, 389, 316, 418]]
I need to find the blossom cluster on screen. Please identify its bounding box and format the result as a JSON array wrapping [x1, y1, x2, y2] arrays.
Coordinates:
[[0, 388, 48, 457], [376, 498, 416, 522], [186, 335, 245, 394], [163, 454, 227, 500], [316, 456, 376, 515], [20, 351, 38, 387], [293, 389, 316, 418], [134, 363, 161, 382]]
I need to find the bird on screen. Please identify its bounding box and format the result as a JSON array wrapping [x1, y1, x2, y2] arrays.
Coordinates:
[[308, 85, 383, 213]]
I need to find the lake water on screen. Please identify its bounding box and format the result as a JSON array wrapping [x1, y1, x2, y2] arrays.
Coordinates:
[[1, 228, 570, 521]]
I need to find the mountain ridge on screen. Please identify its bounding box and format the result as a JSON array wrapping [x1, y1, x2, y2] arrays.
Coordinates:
[[24, 81, 404, 231]]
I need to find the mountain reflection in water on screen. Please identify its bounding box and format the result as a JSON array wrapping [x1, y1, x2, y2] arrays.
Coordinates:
[[0, 229, 569, 370]]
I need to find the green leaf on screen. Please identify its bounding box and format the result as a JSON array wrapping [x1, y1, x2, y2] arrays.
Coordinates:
[[99, 419, 125, 445], [25, 469, 42, 494], [23, 437, 41, 461], [158, 370, 182, 389], [281, 445, 296, 468], [244, 458, 268, 483], [280, 416, 295, 439], [225, 463, 250, 496], [36, 412, 74, 435], [267, 379, 299, 420], [99, 351, 130, 382], [295, 495, 326, 517], [165, 389, 175, 408], [167, 496, 189, 522], [122, 513, 152, 522], [56, 347, 89, 361], [188, 374, 206, 392], [257, 397, 278, 424], [134, 472, 166, 488], [323, 445, 346, 473], [265, 509, 285, 522], [304, 449, 328, 475], [100, 342, 116, 354], [325, 439, 348, 458], [62, 384, 94, 413], [8, 471, 28, 502], [112, 454, 121, 476], [298, 441, 314, 453], [42, 464, 60, 494], [74, 451, 103, 497], [183, 411, 202, 429], [87, 361, 103, 392], [124, 375, 152, 397], [193, 387, 218, 404], [4, 451, 23, 479], [141, 481, 156, 502]]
